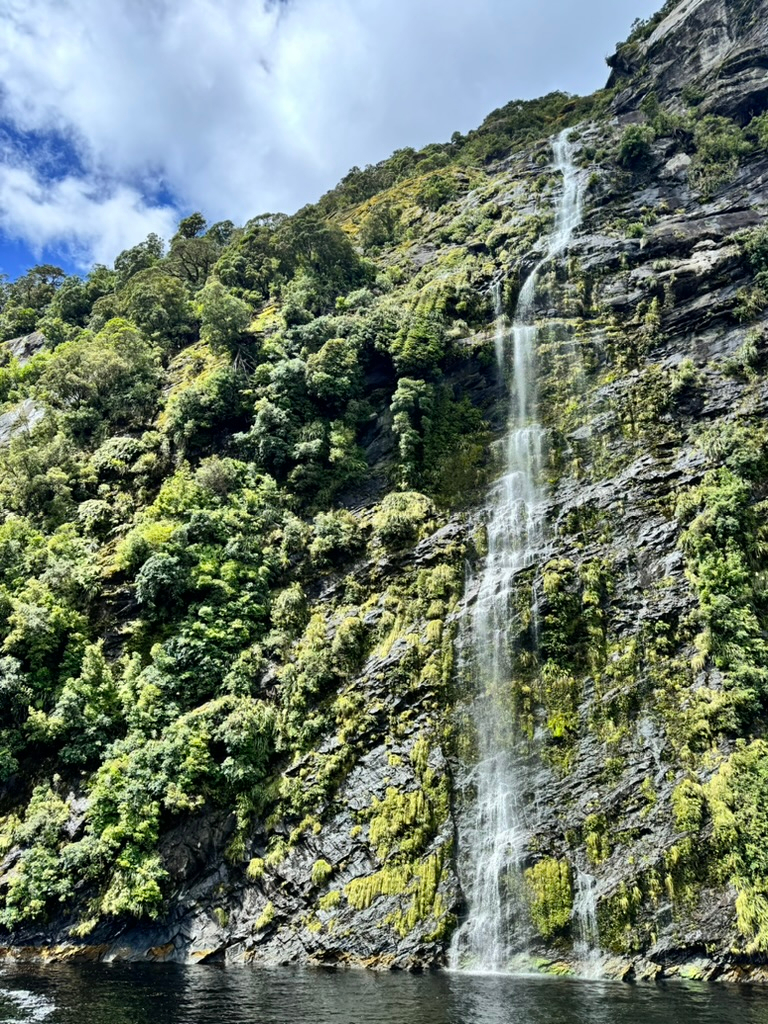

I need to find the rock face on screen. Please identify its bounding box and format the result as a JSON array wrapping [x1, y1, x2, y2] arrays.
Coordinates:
[[3, 0, 768, 982], [0, 398, 45, 446], [2, 332, 46, 367], [608, 0, 768, 121]]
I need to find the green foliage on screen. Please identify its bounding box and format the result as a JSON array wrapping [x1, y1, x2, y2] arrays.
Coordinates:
[[358, 201, 403, 251], [391, 378, 434, 488], [416, 173, 459, 212], [690, 116, 752, 196], [117, 269, 194, 346], [309, 510, 364, 566], [525, 858, 573, 940], [311, 859, 334, 886], [0, 786, 72, 927], [165, 363, 250, 459], [392, 303, 446, 375], [584, 813, 611, 865], [306, 336, 362, 411], [666, 742, 768, 953], [0, 72, 563, 947], [197, 280, 253, 355], [617, 125, 656, 169], [0, 265, 67, 341], [372, 492, 436, 551], [677, 462, 768, 713], [748, 112, 768, 151], [621, 1, 683, 45], [69, 694, 276, 919], [742, 225, 768, 279], [27, 641, 121, 765], [255, 900, 275, 930], [247, 857, 265, 880], [114, 233, 165, 290], [38, 319, 162, 439]]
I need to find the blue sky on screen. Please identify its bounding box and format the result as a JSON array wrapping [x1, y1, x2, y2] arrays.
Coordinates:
[[0, 0, 663, 282]]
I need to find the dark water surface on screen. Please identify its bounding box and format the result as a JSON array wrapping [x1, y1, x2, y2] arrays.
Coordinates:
[[1, 963, 767, 1024]]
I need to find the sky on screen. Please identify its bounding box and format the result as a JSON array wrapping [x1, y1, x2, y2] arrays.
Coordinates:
[[0, 0, 663, 281]]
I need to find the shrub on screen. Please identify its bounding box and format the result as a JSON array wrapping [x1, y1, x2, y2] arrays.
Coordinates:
[[311, 859, 334, 886], [617, 125, 656, 168], [371, 492, 435, 551], [525, 858, 573, 940]]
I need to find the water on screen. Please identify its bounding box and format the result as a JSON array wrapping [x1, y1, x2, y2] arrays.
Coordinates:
[[572, 870, 602, 978], [0, 964, 767, 1024], [450, 130, 584, 972]]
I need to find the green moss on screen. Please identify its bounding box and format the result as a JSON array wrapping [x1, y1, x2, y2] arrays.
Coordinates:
[[345, 864, 415, 910], [524, 858, 573, 941], [311, 859, 334, 887], [584, 813, 611, 865], [254, 901, 275, 932], [384, 851, 453, 939], [246, 857, 265, 881], [318, 889, 341, 911], [367, 788, 429, 860], [265, 839, 288, 869]]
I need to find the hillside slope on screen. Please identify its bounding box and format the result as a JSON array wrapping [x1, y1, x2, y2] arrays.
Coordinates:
[[0, 0, 767, 981]]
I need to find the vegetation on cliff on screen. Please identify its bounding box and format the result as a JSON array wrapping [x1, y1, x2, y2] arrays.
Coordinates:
[[0, 0, 767, 975]]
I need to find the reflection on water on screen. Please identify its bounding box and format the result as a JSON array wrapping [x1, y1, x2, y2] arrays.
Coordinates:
[[0, 964, 767, 1024]]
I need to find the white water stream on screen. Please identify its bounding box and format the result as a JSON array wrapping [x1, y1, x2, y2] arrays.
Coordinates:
[[573, 870, 602, 978], [450, 129, 587, 972]]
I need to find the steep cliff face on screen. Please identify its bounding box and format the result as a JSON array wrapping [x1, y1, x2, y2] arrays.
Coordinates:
[[1, 0, 768, 981], [609, 0, 768, 121]]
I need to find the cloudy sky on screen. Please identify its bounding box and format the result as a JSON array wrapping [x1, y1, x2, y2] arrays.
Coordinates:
[[0, 0, 661, 279]]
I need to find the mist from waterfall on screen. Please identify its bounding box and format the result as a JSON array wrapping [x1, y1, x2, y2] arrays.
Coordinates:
[[449, 129, 584, 973]]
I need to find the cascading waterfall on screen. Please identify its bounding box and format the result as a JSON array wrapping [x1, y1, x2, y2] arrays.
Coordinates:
[[449, 129, 584, 973], [573, 870, 602, 978]]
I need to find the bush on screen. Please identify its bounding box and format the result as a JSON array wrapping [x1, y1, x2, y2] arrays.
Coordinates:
[[617, 124, 656, 169], [372, 492, 435, 551], [690, 116, 752, 196], [310, 510, 364, 565], [38, 319, 162, 438], [306, 337, 362, 410]]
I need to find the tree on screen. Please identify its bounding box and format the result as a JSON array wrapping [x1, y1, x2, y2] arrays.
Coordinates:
[[168, 236, 219, 289], [174, 212, 207, 241], [118, 268, 194, 344], [306, 336, 362, 411], [6, 265, 65, 311], [206, 220, 236, 247], [114, 233, 165, 289], [197, 280, 252, 355], [38, 318, 162, 437]]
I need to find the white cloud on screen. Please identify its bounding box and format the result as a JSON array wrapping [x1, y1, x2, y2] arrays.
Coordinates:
[[0, 0, 663, 268], [0, 165, 177, 268]]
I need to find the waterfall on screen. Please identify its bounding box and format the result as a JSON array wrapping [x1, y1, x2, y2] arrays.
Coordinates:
[[449, 129, 584, 973], [573, 870, 602, 977]]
